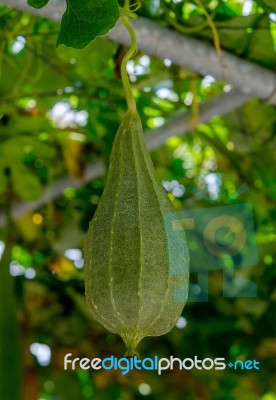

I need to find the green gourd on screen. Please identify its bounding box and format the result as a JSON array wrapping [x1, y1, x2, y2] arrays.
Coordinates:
[[84, 7, 189, 356], [84, 110, 189, 355]]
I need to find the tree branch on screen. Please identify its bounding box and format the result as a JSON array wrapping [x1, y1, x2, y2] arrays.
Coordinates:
[[0, 89, 251, 226], [111, 19, 276, 104], [1, 0, 276, 103]]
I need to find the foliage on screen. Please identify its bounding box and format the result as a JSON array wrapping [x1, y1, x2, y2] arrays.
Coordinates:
[[0, 0, 275, 399]]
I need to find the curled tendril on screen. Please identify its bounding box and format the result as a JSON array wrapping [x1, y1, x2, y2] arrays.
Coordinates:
[[120, 1, 141, 18], [130, 1, 141, 12]]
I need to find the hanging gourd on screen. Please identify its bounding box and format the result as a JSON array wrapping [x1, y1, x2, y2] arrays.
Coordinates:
[[84, 1, 189, 356]]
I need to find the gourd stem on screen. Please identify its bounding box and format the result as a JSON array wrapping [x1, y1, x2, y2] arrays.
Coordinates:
[[121, 2, 137, 113]]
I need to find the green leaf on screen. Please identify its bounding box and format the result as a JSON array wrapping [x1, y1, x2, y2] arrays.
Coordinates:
[[27, 0, 50, 9], [57, 0, 120, 49]]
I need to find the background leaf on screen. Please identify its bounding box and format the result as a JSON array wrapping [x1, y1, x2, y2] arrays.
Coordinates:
[[262, 0, 276, 8]]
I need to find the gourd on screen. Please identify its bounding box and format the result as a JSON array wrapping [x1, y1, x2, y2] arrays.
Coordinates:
[[84, 4, 189, 356]]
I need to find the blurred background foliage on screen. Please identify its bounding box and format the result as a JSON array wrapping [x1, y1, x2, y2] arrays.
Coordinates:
[[0, 0, 275, 399]]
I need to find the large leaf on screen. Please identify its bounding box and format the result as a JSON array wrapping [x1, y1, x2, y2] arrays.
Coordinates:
[[57, 0, 120, 49]]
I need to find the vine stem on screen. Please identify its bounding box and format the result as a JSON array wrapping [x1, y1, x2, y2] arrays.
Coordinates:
[[120, 1, 137, 113]]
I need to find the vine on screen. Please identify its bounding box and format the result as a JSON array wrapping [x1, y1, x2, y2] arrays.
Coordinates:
[[120, 1, 139, 112]]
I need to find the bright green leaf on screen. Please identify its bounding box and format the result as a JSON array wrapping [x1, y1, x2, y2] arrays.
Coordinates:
[[57, 0, 120, 49]]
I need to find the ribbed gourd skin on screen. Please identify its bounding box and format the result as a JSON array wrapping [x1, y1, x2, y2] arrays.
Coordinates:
[[84, 110, 189, 355]]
